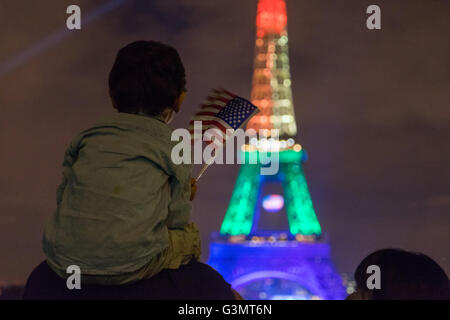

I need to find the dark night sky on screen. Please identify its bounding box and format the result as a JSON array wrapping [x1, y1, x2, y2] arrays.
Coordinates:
[[0, 0, 449, 283]]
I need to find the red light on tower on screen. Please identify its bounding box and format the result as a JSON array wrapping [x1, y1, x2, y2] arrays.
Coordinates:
[[248, 0, 297, 137], [256, 0, 287, 36]]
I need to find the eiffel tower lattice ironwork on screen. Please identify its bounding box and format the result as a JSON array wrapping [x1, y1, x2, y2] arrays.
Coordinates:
[[208, 0, 346, 300]]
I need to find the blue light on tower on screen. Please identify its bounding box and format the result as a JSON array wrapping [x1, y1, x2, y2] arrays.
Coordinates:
[[209, 235, 346, 300]]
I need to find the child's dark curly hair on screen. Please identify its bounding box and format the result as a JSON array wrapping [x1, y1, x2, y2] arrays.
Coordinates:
[[109, 40, 186, 116]]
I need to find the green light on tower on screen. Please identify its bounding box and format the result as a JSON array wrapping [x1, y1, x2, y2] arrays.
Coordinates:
[[220, 149, 322, 236], [282, 162, 322, 235], [220, 162, 261, 236]]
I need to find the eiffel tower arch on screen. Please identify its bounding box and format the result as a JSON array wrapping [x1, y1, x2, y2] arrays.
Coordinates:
[[208, 0, 346, 300]]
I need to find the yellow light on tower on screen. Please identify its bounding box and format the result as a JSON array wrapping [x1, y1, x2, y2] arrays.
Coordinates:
[[293, 144, 302, 152]]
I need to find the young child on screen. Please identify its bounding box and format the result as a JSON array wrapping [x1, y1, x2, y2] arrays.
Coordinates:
[[42, 41, 200, 285]]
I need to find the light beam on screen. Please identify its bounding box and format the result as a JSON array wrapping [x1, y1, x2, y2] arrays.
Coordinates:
[[0, 0, 129, 78]]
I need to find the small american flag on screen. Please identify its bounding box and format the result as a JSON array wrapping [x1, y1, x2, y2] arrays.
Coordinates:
[[189, 88, 259, 148]]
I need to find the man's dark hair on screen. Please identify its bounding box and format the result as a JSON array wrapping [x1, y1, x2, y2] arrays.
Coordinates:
[[109, 40, 186, 116], [354, 248, 449, 300]]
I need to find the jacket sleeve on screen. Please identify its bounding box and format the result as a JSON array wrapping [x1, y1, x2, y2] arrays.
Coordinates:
[[165, 175, 192, 229]]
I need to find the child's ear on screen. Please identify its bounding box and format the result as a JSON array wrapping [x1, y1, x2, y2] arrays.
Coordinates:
[[173, 91, 186, 113], [109, 89, 118, 110]]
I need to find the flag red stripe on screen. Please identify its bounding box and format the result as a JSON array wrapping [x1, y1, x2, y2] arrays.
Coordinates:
[[194, 111, 217, 117], [200, 104, 223, 110], [212, 88, 236, 98], [207, 96, 231, 104], [221, 89, 237, 98], [188, 119, 228, 134]]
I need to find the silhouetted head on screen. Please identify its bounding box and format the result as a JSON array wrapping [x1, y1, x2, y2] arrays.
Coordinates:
[[347, 248, 449, 300], [109, 40, 186, 118]]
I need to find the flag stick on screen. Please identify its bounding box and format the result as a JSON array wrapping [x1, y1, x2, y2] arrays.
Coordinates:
[[196, 161, 212, 181], [196, 152, 219, 181]]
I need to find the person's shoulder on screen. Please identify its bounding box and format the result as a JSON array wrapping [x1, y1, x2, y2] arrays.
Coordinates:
[[78, 112, 172, 147], [177, 261, 235, 299], [185, 261, 222, 277], [94, 112, 168, 131]]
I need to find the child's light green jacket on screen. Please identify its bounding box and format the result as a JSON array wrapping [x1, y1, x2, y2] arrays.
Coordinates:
[[43, 112, 192, 276]]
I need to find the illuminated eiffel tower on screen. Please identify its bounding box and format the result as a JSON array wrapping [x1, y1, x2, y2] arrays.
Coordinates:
[[208, 0, 346, 300]]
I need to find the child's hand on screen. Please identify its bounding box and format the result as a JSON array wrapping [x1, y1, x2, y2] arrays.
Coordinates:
[[190, 178, 197, 201]]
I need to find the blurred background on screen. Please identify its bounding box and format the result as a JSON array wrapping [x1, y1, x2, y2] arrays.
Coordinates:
[[0, 0, 449, 293]]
